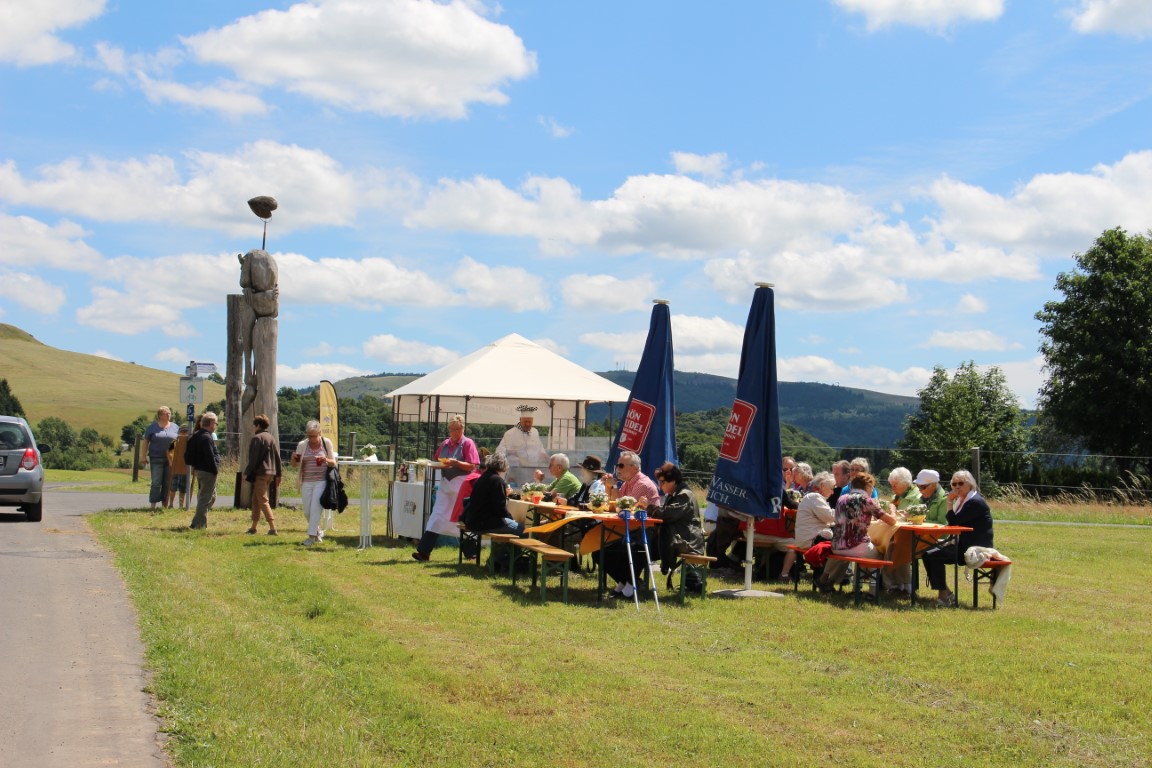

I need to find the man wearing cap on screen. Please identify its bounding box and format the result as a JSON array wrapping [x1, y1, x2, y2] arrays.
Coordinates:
[[915, 469, 949, 524]]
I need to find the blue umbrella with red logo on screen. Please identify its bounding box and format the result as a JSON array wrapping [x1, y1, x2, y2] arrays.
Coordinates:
[[606, 299, 677, 478], [706, 283, 785, 593]]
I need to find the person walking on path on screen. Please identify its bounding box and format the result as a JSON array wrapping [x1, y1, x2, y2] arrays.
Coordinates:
[[184, 411, 220, 529], [243, 413, 281, 535]]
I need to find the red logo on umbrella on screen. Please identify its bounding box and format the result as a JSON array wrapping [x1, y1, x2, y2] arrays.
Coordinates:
[[719, 399, 758, 461], [618, 399, 655, 452]]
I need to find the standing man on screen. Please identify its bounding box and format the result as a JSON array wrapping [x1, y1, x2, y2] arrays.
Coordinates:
[[243, 414, 281, 535], [142, 406, 180, 511], [185, 411, 220, 529], [495, 413, 550, 486]]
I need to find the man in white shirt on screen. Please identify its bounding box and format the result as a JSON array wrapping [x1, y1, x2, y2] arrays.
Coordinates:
[[495, 414, 550, 486]]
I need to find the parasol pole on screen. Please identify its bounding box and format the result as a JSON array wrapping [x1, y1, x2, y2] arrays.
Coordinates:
[[739, 511, 756, 591]]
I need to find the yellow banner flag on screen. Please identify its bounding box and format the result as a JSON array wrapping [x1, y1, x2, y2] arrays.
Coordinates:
[[319, 380, 339, 456]]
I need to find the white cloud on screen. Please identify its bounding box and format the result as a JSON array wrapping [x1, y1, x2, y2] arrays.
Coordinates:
[[277, 362, 375, 389], [181, 0, 537, 119], [0, 213, 103, 271], [1068, 0, 1152, 38], [578, 330, 648, 370], [922, 329, 1022, 351], [560, 274, 659, 312], [0, 141, 365, 235], [0, 0, 105, 66], [362, 334, 458, 367], [956, 294, 987, 314], [450, 256, 549, 310], [985, 357, 1045, 409], [154, 347, 190, 363], [671, 152, 729, 179], [0, 271, 67, 313], [781, 354, 935, 397], [832, 0, 1004, 31], [671, 315, 746, 353], [537, 116, 574, 138], [135, 72, 270, 117], [76, 286, 189, 335]]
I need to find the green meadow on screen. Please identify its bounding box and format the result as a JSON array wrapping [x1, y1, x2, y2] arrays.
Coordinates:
[[90, 501, 1152, 767]]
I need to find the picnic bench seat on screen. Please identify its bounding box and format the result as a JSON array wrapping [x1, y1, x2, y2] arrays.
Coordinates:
[[511, 538, 576, 604], [785, 544, 817, 592], [826, 554, 893, 607], [671, 553, 717, 602], [971, 558, 1012, 609]]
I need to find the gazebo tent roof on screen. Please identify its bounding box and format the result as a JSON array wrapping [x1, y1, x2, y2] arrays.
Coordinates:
[[387, 333, 631, 409]]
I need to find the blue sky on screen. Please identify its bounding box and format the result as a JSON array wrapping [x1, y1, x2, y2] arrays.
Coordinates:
[[3, 0, 1152, 409]]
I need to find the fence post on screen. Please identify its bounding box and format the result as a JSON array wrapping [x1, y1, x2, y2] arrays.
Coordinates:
[[348, 431, 357, 458], [132, 434, 141, 483], [971, 446, 981, 488]]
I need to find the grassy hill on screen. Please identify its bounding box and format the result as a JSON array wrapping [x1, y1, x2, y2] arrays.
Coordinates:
[[0, 324, 225, 441]]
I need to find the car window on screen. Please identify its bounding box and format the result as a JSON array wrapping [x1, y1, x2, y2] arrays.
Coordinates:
[[0, 427, 28, 449]]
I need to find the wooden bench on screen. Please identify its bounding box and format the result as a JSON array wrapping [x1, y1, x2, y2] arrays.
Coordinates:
[[511, 539, 576, 604], [457, 522, 485, 566], [826, 554, 894, 607], [673, 553, 717, 602], [485, 533, 520, 577], [971, 558, 1012, 609]]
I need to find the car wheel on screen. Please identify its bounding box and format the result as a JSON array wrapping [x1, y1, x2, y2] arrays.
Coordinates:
[[25, 500, 43, 523]]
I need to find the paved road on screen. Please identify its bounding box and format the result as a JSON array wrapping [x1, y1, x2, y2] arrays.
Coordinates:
[[0, 490, 168, 768]]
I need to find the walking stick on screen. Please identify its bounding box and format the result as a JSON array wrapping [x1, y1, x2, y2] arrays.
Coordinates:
[[636, 509, 661, 612], [621, 510, 641, 610]]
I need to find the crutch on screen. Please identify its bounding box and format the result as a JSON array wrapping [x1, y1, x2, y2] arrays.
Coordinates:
[[636, 509, 661, 612], [621, 510, 641, 610]]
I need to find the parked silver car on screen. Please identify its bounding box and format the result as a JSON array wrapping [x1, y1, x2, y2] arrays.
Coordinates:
[[0, 416, 51, 522]]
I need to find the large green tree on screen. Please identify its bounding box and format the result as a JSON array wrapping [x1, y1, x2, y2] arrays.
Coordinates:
[[1036, 227, 1152, 474], [895, 362, 1029, 489]]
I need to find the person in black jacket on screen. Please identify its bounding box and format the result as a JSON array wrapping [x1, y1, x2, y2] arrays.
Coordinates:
[[184, 411, 220, 529], [463, 453, 525, 536], [922, 469, 994, 607]]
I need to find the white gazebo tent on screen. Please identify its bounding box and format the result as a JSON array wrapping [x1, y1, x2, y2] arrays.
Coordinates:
[[387, 333, 632, 461]]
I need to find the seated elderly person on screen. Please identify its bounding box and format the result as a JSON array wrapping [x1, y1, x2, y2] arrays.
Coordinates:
[[544, 453, 582, 504], [923, 470, 994, 607], [913, 469, 949, 524], [604, 451, 661, 599], [458, 454, 525, 537], [643, 462, 705, 587], [816, 472, 897, 593], [778, 472, 834, 580], [880, 466, 922, 595]]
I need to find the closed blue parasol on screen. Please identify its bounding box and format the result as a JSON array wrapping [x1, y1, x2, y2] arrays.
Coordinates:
[[606, 300, 678, 477], [706, 284, 785, 594]]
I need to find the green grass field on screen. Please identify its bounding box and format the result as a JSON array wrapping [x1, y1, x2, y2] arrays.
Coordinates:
[[89, 502, 1152, 768]]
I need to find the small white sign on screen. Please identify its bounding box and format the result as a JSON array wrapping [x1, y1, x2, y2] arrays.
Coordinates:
[[179, 377, 203, 404], [186, 361, 217, 376]]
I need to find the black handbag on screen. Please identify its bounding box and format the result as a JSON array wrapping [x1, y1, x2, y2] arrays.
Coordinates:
[[319, 465, 348, 512]]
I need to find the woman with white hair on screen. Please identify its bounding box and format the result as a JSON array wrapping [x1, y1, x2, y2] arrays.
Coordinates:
[[412, 415, 480, 561], [922, 470, 994, 606], [886, 467, 921, 513]]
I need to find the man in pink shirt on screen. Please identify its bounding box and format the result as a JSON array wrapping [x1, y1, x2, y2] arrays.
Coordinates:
[[604, 451, 661, 598]]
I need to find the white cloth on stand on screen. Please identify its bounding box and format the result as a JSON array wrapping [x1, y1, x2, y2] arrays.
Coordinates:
[[964, 546, 1013, 604]]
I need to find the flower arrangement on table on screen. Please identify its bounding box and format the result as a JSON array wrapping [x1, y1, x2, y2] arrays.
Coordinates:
[[615, 495, 638, 513], [587, 491, 609, 511], [520, 481, 548, 503], [359, 443, 378, 461], [902, 503, 928, 524]]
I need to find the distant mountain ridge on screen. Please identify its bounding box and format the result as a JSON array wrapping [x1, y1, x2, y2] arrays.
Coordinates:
[[330, 369, 917, 449]]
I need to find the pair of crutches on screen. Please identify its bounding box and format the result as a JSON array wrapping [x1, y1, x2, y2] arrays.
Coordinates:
[[620, 510, 660, 612]]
